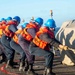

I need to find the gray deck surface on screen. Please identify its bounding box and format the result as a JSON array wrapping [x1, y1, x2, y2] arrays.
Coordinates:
[[0, 53, 75, 75]]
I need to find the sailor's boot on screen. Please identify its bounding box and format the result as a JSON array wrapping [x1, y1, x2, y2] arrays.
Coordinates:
[[25, 60, 29, 71], [0, 53, 7, 64], [19, 61, 25, 71], [26, 63, 38, 75], [43, 67, 56, 75], [5, 60, 16, 68]]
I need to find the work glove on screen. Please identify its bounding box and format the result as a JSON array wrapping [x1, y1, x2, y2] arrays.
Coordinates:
[[63, 46, 68, 50], [59, 45, 68, 50]]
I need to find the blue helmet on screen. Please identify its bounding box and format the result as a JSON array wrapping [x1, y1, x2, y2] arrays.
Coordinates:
[[35, 17, 43, 26], [0, 18, 6, 22], [6, 17, 12, 21], [13, 16, 21, 23], [44, 19, 56, 28], [22, 23, 28, 29]]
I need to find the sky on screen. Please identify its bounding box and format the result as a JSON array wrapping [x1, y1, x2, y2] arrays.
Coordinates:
[[0, 0, 75, 27]]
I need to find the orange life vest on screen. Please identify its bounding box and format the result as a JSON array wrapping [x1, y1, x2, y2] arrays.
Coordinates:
[[0, 21, 6, 25], [6, 20, 17, 25], [0, 29, 3, 38], [0, 24, 3, 38], [33, 27, 55, 50], [3, 21, 17, 38], [13, 29, 22, 44], [21, 22, 39, 42], [3, 25, 14, 38], [0, 21, 6, 38]]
